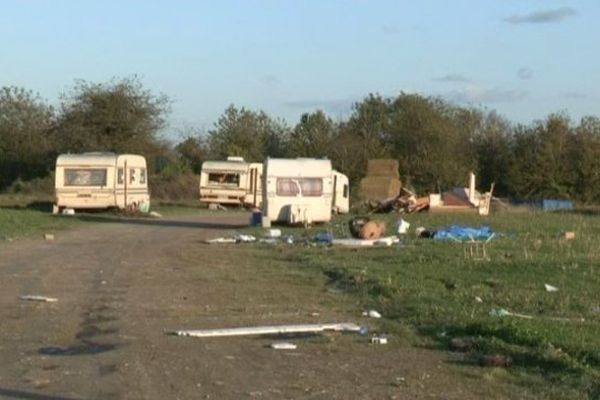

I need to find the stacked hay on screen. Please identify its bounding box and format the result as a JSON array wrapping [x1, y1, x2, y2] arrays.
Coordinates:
[[358, 159, 402, 202]]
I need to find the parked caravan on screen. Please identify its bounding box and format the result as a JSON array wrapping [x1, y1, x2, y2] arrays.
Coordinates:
[[332, 170, 350, 214], [199, 157, 262, 207], [262, 158, 349, 224], [53, 152, 150, 213]]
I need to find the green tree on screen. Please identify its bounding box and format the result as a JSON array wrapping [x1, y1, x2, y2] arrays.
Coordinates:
[[330, 94, 391, 185], [387, 93, 476, 192], [289, 110, 336, 157], [56, 77, 169, 154], [508, 113, 575, 199], [473, 111, 513, 196], [175, 135, 207, 174], [207, 105, 289, 161], [0, 86, 55, 189], [573, 116, 600, 203]]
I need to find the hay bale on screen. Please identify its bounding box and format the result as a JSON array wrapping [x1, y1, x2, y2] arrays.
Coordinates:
[[366, 159, 400, 178], [358, 177, 401, 202]]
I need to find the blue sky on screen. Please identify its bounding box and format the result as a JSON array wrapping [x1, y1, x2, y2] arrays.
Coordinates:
[[1, 1, 598, 136]]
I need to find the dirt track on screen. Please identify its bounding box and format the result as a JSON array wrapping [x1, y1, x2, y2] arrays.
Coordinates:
[[0, 213, 519, 400]]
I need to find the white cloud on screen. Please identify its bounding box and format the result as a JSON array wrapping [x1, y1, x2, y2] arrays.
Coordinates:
[[446, 85, 527, 104], [505, 7, 577, 24]]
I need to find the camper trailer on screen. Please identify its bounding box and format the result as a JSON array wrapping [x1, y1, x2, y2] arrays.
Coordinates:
[[332, 170, 350, 214], [53, 153, 150, 214], [262, 158, 349, 224], [199, 157, 262, 207]]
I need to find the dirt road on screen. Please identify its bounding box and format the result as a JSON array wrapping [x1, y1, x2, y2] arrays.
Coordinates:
[[0, 213, 518, 400]]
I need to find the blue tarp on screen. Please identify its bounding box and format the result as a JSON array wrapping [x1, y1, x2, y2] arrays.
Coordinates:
[[433, 225, 495, 242]]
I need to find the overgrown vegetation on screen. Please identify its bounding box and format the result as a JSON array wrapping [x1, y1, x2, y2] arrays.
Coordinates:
[[239, 211, 600, 399]]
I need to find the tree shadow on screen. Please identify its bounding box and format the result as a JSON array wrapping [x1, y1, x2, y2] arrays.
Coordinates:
[[0, 387, 84, 400]]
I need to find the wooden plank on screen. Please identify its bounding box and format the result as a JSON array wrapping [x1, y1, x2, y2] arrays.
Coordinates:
[[172, 322, 362, 338]]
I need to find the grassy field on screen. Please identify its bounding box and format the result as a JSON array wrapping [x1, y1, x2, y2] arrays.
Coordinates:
[[0, 195, 208, 240], [237, 210, 600, 399]]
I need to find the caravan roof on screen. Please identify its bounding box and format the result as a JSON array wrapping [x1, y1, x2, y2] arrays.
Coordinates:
[[265, 158, 332, 178], [56, 152, 118, 166], [202, 160, 251, 172], [56, 153, 146, 167]]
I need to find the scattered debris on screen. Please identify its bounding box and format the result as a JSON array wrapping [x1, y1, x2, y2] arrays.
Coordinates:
[[267, 229, 281, 238], [43, 233, 55, 241], [397, 219, 410, 234], [314, 232, 334, 243], [270, 342, 298, 350], [415, 226, 433, 238], [463, 241, 490, 261], [171, 322, 363, 338], [475, 296, 483, 303], [480, 354, 512, 368], [62, 208, 75, 215], [489, 308, 532, 319], [359, 220, 386, 239], [562, 231, 576, 240], [332, 236, 400, 247], [209, 203, 227, 211], [149, 211, 163, 218], [261, 216, 271, 228], [19, 295, 58, 303], [449, 336, 477, 352], [370, 336, 388, 345], [490, 307, 584, 323], [433, 225, 495, 242], [544, 284, 559, 292], [363, 310, 382, 318], [205, 237, 237, 244], [205, 234, 256, 244]]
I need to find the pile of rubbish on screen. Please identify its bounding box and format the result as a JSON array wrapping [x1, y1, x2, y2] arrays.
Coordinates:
[[205, 217, 497, 247], [357, 160, 496, 216]]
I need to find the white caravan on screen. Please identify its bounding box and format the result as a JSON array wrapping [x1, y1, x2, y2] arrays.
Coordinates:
[[262, 158, 350, 224], [53, 152, 150, 213], [199, 157, 262, 207]]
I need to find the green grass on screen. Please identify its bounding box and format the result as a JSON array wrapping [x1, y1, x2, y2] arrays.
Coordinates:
[[238, 210, 600, 399], [0, 208, 82, 240]]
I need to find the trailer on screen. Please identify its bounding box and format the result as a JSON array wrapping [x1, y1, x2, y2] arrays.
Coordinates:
[[53, 152, 150, 214], [199, 157, 262, 207], [262, 158, 349, 224]]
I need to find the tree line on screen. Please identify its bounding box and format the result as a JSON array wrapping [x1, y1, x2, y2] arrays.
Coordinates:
[[1, 76, 599, 203]]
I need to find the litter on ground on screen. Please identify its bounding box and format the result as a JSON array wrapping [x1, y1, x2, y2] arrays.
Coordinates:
[[171, 322, 363, 338], [19, 295, 58, 303], [544, 284, 559, 292], [370, 336, 388, 345], [431, 225, 495, 242], [362, 310, 382, 318], [332, 236, 400, 247], [270, 342, 298, 350]]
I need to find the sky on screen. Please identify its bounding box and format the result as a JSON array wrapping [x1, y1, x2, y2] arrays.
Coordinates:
[[1, 0, 598, 136]]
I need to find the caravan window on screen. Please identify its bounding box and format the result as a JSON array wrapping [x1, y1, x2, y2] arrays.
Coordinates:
[[276, 178, 300, 196], [130, 168, 136, 184], [208, 172, 240, 186], [299, 178, 323, 196], [343, 184, 349, 198], [276, 178, 323, 197], [117, 168, 124, 184], [140, 168, 146, 184], [64, 169, 107, 186]]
